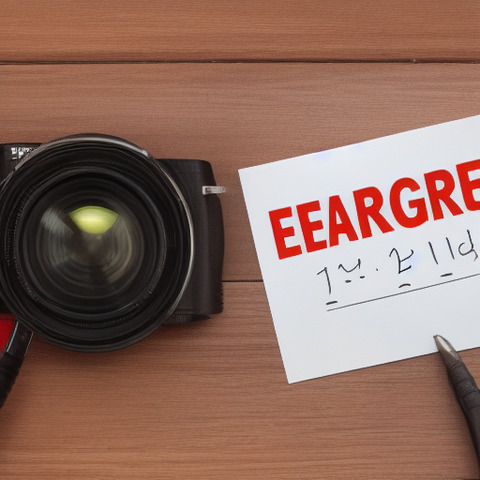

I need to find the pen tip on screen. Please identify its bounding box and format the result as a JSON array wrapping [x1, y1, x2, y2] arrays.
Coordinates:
[[434, 334, 450, 350], [434, 334, 462, 367]]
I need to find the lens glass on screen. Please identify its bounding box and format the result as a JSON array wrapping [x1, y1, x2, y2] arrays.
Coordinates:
[[20, 175, 165, 321]]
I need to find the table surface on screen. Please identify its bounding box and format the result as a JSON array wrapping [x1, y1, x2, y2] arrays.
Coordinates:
[[2, 2, 480, 479]]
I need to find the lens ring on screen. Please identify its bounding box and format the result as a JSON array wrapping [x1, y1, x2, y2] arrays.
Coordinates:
[[0, 135, 194, 351]]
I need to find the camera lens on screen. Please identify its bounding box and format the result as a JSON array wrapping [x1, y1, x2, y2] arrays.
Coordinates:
[[0, 135, 194, 351]]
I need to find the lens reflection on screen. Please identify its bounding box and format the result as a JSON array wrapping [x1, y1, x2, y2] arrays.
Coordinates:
[[69, 206, 118, 235]]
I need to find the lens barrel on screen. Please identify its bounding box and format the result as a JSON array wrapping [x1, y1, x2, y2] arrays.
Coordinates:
[[0, 135, 194, 352]]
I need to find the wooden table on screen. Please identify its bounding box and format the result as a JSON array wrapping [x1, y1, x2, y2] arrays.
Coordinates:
[[1, 2, 480, 478]]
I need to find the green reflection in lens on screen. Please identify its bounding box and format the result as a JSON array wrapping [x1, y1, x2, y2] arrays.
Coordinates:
[[69, 206, 118, 234]]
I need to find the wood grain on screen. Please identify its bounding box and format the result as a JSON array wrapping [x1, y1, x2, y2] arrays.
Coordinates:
[[2, 3, 480, 479], [2, 63, 480, 281], [0, 283, 478, 479], [1, 63, 480, 478], [2, 0, 480, 62]]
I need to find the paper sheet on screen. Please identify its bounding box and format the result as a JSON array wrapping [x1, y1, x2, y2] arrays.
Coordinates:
[[239, 115, 480, 383]]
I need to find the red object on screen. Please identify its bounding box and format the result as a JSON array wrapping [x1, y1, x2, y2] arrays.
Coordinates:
[[0, 314, 15, 350]]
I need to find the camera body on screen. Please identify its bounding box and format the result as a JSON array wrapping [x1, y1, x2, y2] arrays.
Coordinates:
[[0, 135, 225, 352]]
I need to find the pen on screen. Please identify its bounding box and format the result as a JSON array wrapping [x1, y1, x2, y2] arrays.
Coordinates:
[[434, 335, 480, 467], [0, 297, 32, 408], [0, 319, 32, 408]]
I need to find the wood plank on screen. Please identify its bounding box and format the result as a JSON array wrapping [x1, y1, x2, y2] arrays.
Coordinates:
[[2, 63, 480, 281], [2, 0, 480, 62], [0, 282, 477, 479], [1, 4, 479, 477]]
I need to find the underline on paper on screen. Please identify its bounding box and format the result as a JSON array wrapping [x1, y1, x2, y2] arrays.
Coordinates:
[[327, 272, 480, 312]]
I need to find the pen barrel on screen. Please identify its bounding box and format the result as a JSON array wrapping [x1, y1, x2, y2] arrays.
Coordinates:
[[464, 406, 480, 466], [0, 352, 23, 408], [448, 361, 480, 466], [449, 362, 480, 411]]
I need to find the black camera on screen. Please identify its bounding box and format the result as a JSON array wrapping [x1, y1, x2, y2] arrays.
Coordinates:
[[0, 134, 225, 358]]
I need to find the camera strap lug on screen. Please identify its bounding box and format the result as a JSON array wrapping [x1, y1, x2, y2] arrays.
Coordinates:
[[202, 186, 227, 195]]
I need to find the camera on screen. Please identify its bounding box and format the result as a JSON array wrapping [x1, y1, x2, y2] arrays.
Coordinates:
[[0, 134, 225, 355]]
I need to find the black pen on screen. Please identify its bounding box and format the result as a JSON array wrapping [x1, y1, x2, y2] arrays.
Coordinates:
[[434, 335, 480, 467], [0, 320, 32, 408]]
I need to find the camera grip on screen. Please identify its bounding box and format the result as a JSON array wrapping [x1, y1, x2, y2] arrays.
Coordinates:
[[161, 159, 224, 322], [0, 351, 23, 408]]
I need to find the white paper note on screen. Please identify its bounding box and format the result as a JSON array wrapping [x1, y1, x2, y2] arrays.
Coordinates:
[[239, 115, 480, 383]]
